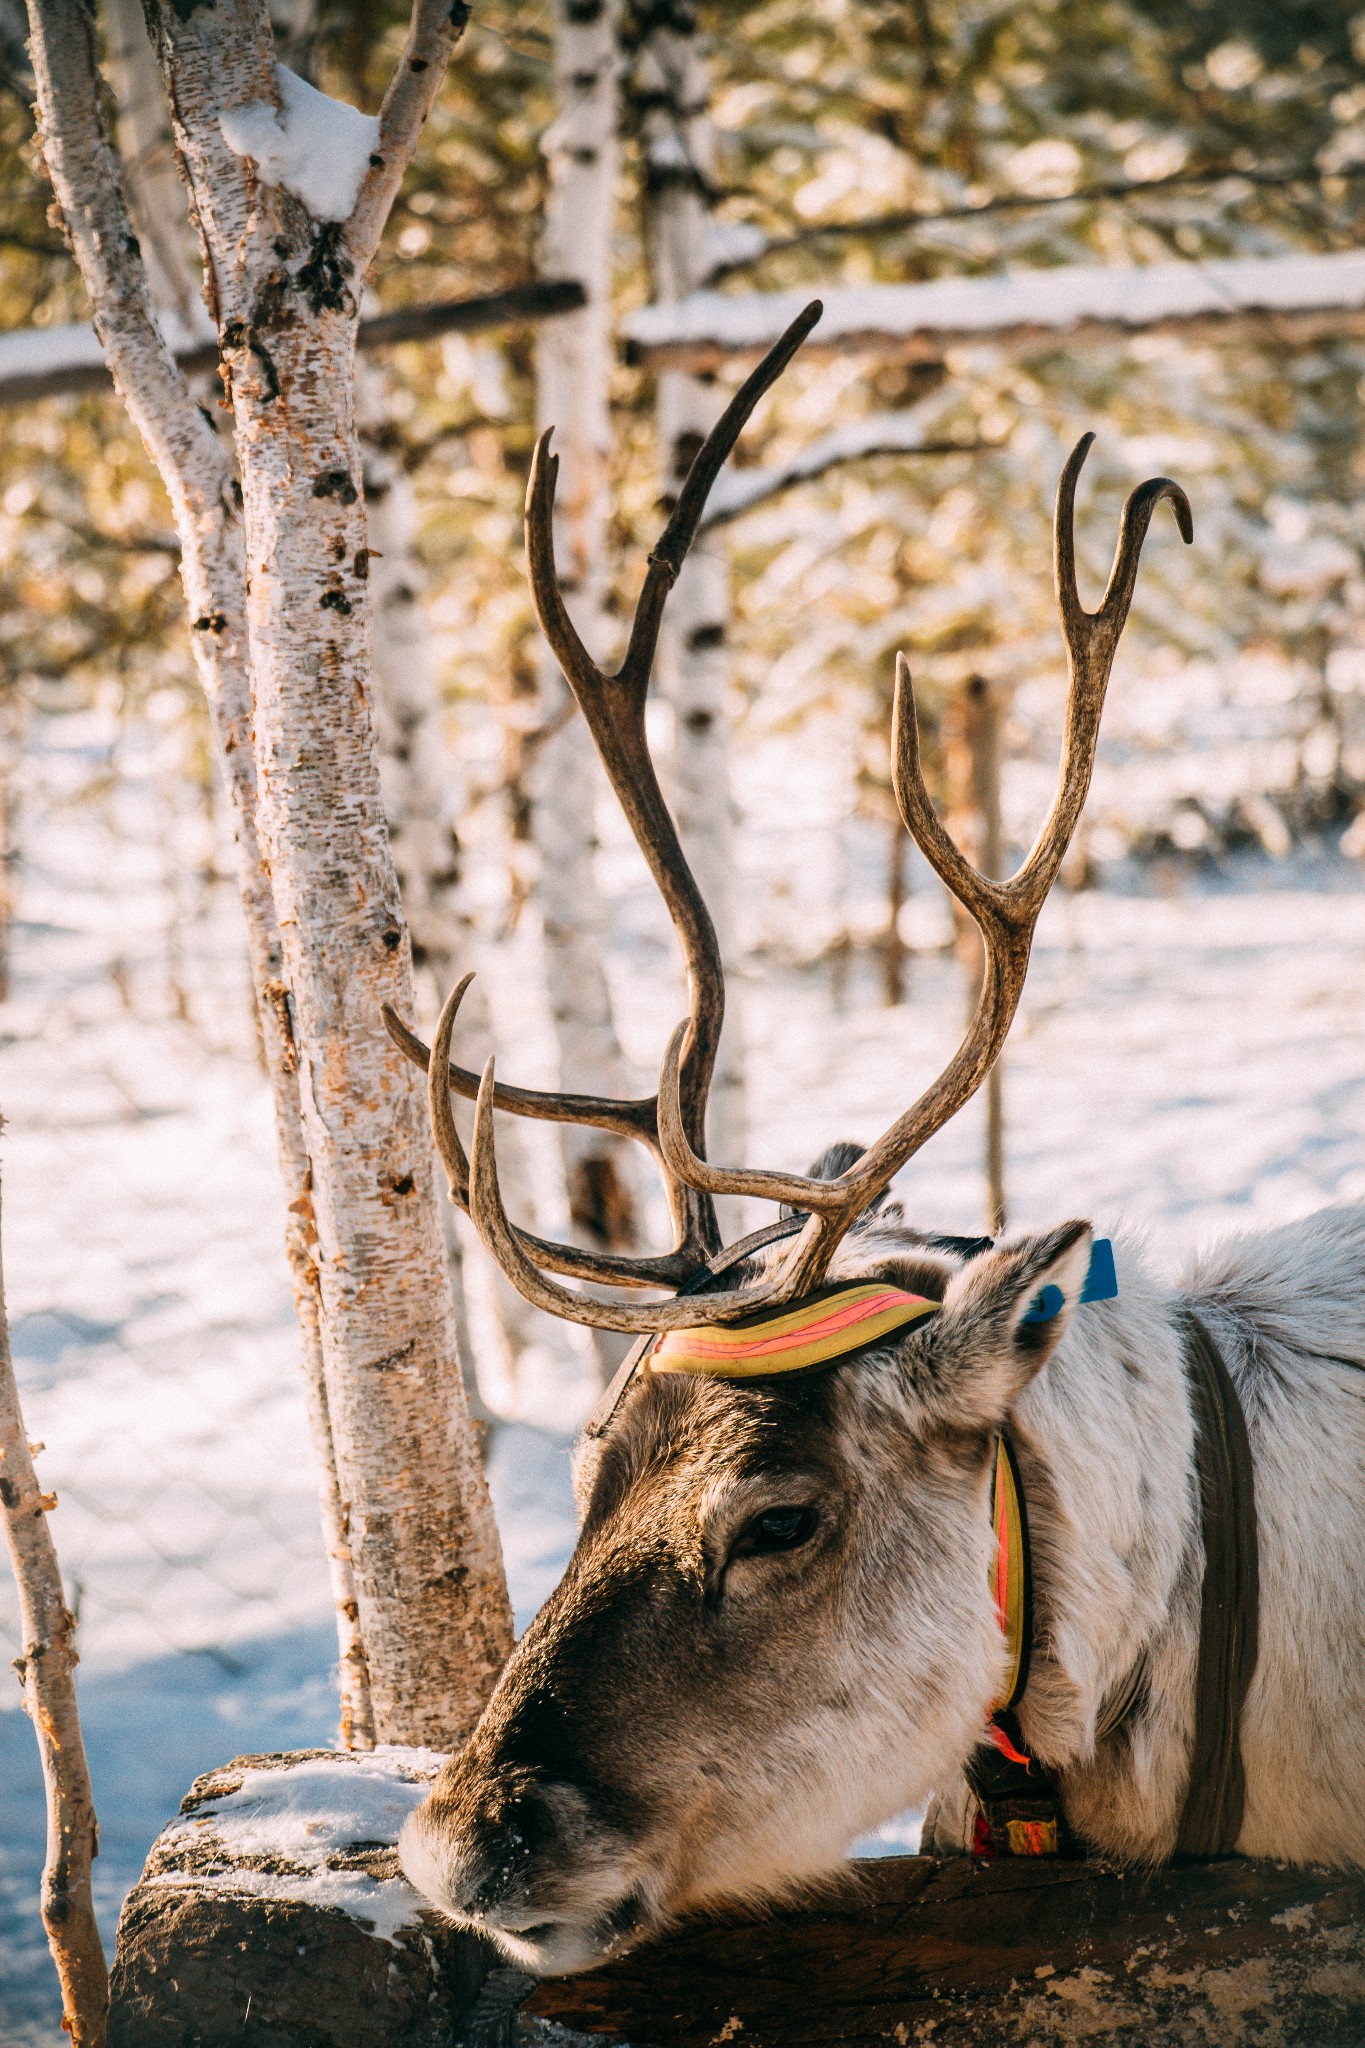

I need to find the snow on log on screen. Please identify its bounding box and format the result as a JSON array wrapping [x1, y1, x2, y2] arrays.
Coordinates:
[[107, 1747, 512, 2047], [0, 281, 585, 406], [622, 247, 1365, 368]]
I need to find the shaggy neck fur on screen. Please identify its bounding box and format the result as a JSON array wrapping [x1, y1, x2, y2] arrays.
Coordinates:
[[927, 1207, 1365, 1867]]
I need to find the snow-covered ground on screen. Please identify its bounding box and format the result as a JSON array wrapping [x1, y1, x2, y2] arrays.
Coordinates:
[[4, 707, 1365, 2038]]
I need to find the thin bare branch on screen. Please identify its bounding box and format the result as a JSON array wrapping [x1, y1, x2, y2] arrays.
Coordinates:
[[0, 1176, 108, 2048], [346, 0, 472, 272]]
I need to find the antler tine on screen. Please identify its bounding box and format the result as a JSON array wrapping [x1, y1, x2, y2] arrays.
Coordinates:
[[618, 300, 825, 690], [428, 973, 476, 1207], [384, 1003, 658, 1147], [1021, 435, 1193, 904], [656, 1022, 848, 1211], [652, 656, 1024, 1242], [513, 301, 827, 1272], [467, 1055, 818, 1330], [417, 993, 701, 1290]]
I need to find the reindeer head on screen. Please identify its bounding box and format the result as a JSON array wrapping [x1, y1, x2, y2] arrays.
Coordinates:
[[387, 305, 1189, 1971]]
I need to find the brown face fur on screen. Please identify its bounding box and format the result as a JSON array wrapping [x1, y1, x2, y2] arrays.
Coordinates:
[[399, 1218, 1092, 1973]]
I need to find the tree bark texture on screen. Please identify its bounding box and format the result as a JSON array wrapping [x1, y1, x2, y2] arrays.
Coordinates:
[[358, 367, 580, 1409], [32, 0, 511, 1743], [139, 0, 511, 1743], [533, 0, 644, 1361], [0, 1174, 109, 2048], [41, 0, 376, 1745], [634, 7, 747, 1200]]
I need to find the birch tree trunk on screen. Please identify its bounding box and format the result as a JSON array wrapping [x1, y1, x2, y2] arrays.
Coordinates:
[[94, 0, 375, 1744], [633, 6, 747, 1194], [359, 375, 582, 1408], [533, 0, 643, 1378], [30, 0, 512, 1745], [0, 1177, 109, 2048]]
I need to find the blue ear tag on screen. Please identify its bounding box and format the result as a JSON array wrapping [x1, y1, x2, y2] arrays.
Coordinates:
[[1079, 1238, 1118, 1304], [1020, 1282, 1065, 1326], [1018, 1241, 1118, 1328]]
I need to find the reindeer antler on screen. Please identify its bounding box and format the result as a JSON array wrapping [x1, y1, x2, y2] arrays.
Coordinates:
[[395, 338, 1191, 1331], [386, 302, 825, 1302]]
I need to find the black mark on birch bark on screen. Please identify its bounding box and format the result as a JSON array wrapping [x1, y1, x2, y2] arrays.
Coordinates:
[[297, 223, 354, 316], [261, 980, 298, 1072], [249, 342, 280, 401], [314, 469, 358, 504], [366, 1339, 417, 1373], [192, 613, 227, 634], [320, 587, 352, 615]]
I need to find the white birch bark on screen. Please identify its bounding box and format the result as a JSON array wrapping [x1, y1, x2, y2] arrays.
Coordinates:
[[103, 0, 209, 343], [533, 0, 644, 1372], [92, 0, 376, 1744], [633, 10, 747, 1193], [359, 373, 581, 1407], [0, 1177, 109, 2048], [31, 0, 512, 1745]]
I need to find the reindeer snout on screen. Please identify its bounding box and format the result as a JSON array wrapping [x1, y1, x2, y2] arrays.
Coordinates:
[[399, 1765, 643, 1975]]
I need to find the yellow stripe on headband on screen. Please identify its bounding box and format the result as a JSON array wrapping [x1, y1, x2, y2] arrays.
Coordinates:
[[648, 1282, 940, 1381], [991, 1435, 1029, 1714]]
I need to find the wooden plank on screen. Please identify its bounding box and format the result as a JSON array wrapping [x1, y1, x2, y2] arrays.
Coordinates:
[[525, 1852, 1365, 2047]]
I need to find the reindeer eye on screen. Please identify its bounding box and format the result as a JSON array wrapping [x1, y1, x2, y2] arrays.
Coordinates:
[[734, 1506, 819, 1558]]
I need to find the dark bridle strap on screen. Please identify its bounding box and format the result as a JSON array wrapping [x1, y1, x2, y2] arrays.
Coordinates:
[[1175, 1308, 1260, 1858]]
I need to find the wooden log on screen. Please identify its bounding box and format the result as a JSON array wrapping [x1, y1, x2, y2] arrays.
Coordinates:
[[526, 1852, 1365, 2048], [108, 1754, 1365, 2047], [106, 1747, 510, 2048]]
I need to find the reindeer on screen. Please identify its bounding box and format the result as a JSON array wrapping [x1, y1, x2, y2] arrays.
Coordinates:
[[387, 305, 1365, 1978]]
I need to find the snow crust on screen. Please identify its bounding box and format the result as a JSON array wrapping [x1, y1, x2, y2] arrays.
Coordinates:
[[623, 247, 1365, 353], [151, 1747, 447, 1944], [220, 65, 379, 224]]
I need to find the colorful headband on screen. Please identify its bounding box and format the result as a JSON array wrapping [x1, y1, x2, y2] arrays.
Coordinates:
[[584, 1227, 1117, 1437]]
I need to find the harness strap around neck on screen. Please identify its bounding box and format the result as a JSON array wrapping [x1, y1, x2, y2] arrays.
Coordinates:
[[1175, 1310, 1260, 1858]]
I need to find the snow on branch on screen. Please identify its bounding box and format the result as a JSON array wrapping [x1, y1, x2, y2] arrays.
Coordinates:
[[624, 247, 1365, 368], [700, 411, 985, 528], [220, 64, 379, 223]]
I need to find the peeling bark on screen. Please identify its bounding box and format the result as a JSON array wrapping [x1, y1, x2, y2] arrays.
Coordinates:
[[30, 0, 512, 1744], [0, 1173, 109, 2048], [46, 0, 376, 1745]]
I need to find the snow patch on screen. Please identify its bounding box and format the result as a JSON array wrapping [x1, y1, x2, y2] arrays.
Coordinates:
[[149, 1746, 448, 1945], [220, 65, 379, 224]]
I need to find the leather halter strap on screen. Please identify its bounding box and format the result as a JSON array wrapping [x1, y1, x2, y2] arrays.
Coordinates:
[[1175, 1309, 1260, 1857]]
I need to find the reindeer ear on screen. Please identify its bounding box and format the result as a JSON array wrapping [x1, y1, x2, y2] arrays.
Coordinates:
[[916, 1221, 1093, 1425]]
